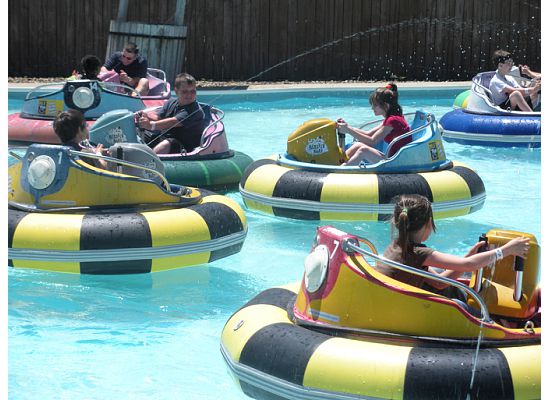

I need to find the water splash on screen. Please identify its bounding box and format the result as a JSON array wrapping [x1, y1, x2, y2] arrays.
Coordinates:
[[241, 16, 536, 82]]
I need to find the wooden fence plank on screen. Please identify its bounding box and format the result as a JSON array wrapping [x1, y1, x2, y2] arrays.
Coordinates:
[[311, 0, 324, 80], [247, 0, 259, 80], [221, 0, 234, 79], [375, 0, 388, 80], [402, 0, 412, 76], [21, 0, 33, 76], [183, 0, 196, 74], [329, 0, 342, 80], [413, 0, 428, 80], [478, 0, 492, 71], [283, 0, 295, 79], [347, 0, 360, 79], [8, 0, 22, 76], [232, 0, 242, 80], [326, 0, 336, 80], [239, 0, 251, 79], [197, 0, 213, 79], [516, 0, 528, 67], [292, 0, 307, 81], [528, 0, 541, 70], [208, 0, 221, 79], [463, 0, 478, 78]]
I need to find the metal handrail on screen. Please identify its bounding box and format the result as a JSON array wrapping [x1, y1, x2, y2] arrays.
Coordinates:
[[146, 67, 167, 83], [8, 150, 23, 160], [357, 111, 418, 130], [358, 117, 385, 130], [341, 238, 493, 323], [471, 73, 495, 105], [24, 82, 65, 100], [101, 81, 142, 98], [69, 149, 171, 190]]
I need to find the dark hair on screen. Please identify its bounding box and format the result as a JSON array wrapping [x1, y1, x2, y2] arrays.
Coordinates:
[[123, 42, 139, 54], [369, 82, 402, 116], [81, 55, 101, 80], [391, 194, 436, 255], [174, 72, 197, 89], [492, 49, 513, 68], [53, 109, 86, 143]]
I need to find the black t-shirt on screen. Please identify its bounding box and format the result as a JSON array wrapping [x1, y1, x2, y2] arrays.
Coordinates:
[[104, 52, 148, 78], [158, 100, 207, 151]]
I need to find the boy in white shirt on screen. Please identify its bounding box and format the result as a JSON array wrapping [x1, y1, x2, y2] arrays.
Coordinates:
[[488, 50, 540, 112]]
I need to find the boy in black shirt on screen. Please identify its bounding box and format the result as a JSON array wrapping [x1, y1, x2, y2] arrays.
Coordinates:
[[138, 73, 206, 154]]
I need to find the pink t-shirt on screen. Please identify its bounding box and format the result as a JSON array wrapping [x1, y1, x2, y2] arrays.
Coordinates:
[[383, 115, 411, 157]]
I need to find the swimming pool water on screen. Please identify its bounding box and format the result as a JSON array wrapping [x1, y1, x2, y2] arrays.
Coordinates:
[[8, 88, 541, 399]]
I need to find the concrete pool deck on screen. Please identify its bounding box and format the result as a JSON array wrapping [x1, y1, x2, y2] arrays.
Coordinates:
[[7, 80, 472, 91]]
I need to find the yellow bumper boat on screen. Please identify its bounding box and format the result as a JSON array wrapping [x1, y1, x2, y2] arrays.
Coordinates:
[[8, 143, 247, 274], [240, 111, 485, 221], [221, 226, 540, 399]]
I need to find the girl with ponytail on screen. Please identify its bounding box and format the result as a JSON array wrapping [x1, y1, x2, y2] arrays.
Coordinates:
[[337, 82, 411, 166], [376, 194, 530, 294]]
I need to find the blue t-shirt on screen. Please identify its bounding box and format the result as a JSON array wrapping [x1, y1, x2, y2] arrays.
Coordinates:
[[158, 100, 207, 151], [104, 52, 148, 78]]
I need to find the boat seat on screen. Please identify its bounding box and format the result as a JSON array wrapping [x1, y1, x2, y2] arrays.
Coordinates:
[[473, 279, 539, 320], [107, 142, 166, 186], [479, 71, 495, 90], [381, 111, 431, 158], [476, 71, 498, 105], [146, 73, 169, 97], [468, 232, 540, 320], [184, 104, 230, 156], [199, 106, 224, 148]]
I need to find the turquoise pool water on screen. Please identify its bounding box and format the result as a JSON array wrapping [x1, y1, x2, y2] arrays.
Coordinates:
[[8, 88, 541, 399]]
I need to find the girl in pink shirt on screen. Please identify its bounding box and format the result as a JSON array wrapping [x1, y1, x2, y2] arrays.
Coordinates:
[[337, 83, 411, 165]]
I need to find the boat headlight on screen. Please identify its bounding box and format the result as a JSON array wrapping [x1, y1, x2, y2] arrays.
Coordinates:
[[304, 245, 329, 293], [27, 155, 56, 189], [72, 87, 95, 109]]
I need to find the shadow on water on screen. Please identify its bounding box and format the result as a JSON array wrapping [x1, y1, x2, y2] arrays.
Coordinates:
[[8, 265, 261, 325]]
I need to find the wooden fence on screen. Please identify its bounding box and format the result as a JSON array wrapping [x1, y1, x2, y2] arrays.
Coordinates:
[[9, 0, 541, 82]]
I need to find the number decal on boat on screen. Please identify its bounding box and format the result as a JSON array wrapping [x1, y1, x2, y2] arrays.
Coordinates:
[[330, 240, 340, 260]]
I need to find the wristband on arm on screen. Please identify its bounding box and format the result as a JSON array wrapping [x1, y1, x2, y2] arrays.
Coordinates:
[[494, 247, 504, 261]]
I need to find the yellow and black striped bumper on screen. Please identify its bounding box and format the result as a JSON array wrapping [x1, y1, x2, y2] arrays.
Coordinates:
[[221, 284, 540, 400], [239, 158, 486, 221], [8, 191, 247, 274]]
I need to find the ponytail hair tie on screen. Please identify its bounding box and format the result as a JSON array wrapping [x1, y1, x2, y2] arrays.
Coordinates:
[[386, 84, 392, 89], [401, 207, 408, 215]]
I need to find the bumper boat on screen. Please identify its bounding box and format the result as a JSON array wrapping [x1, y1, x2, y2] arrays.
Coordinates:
[[240, 111, 485, 221], [8, 143, 247, 274], [8, 69, 170, 146], [440, 72, 541, 147], [87, 105, 253, 191], [221, 226, 540, 400]]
